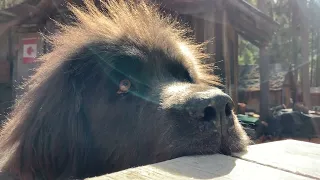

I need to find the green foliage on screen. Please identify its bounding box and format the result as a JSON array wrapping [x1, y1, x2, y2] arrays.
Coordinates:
[[239, 0, 293, 65], [0, 0, 25, 10], [246, 0, 257, 6], [238, 37, 259, 65], [238, 0, 320, 86]]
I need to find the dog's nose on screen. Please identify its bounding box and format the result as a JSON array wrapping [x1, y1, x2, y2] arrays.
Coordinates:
[[186, 90, 234, 136], [202, 94, 233, 121]]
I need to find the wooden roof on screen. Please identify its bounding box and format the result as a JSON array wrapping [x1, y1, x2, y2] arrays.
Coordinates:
[[0, 0, 25, 11], [0, 0, 65, 35], [158, 0, 279, 47], [238, 64, 288, 92], [0, 0, 279, 46], [0, 1, 39, 23], [224, 0, 279, 47]]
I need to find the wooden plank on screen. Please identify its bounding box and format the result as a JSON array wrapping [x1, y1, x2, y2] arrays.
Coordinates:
[[88, 153, 311, 180], [233, 140, 320, 179], [156, 0, 215, 15]]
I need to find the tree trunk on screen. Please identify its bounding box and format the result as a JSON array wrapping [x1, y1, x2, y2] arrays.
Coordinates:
[[309, 0, 316, 87], [317, 30, 320, 86], [300, 0, 311, 108], [311, 29, 314, 87], [290, 0, 299, 104]]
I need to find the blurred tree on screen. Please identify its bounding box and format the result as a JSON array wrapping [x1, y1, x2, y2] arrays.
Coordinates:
[[239, 0, 320, 88], [0, 0, 25, 10]]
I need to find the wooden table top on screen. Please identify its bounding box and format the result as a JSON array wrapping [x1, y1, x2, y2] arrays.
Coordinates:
[[87, 140, 320, 180]]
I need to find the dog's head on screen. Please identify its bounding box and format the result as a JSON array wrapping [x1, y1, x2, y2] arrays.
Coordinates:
[[0, 0, 250, 179]]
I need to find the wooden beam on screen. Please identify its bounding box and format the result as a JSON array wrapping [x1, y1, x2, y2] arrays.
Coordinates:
[[229, 18, 266, 46], [191, 14, 205, 44], [7, 28, 13, 84], [203, 10, 215, 64], [223, 10, 231, 94], [0, 10, 16, 17], [258, 45, 270, 118], [231, 30, 239, 113], [224, 0, 279, 45], [290, 0, 299, 104], [153, 0, 214, 15], [214, 1, 225, 86], [257, 0, 270, 120], [43, 19, 56, 53]]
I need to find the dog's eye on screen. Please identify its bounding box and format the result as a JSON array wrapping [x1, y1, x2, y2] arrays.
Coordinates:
[[117, 79, 131, 94]]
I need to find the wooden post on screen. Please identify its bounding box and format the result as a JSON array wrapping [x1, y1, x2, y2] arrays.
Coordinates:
[[7, 28, 15, 100], [7, 28, 13, 83], [257, 0, 270, 120], [191, 15, 205, 44], [232, 31, 239, 113], [222, 10, 231, 94], [214, 2, 225, 87], [43, 19, 56, 53], [258, 45, 270, 120], [203, 11, 215, 64], [300, 0, 311, 109]]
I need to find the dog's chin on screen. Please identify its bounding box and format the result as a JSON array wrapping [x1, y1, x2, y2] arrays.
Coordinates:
[[154, 121, 250, 164], [178, 127, 249, 158], [221, 126, 251, 154]]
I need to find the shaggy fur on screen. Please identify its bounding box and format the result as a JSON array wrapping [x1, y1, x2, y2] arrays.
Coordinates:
[[0, 0, 250, 179]]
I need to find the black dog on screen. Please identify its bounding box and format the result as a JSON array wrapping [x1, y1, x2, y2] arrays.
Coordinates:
[[0, 0, 250, 179]]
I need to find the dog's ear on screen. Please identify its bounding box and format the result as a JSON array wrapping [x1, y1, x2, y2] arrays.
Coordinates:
[[0, 48, 101, 179]]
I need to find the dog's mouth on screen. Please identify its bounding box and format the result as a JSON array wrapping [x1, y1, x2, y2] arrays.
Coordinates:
[[194, 123, 241, 156], [154, 129, 239, 165], [154, 115, 247, 162]]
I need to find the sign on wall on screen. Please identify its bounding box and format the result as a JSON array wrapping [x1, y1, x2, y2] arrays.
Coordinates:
[[22, 38, 38, 64]]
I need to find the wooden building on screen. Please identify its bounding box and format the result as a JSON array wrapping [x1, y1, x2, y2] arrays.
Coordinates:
[[311, 87, 320, 108], [0, 0, 278, 121], [238, 64, 289, 113], [238, 63, 320, 113]]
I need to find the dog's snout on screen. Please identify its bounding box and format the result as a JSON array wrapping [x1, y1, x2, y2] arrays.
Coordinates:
[[184, 90, 234, 136], [202, 96, 233, 122], [187, 91, 234, 121]]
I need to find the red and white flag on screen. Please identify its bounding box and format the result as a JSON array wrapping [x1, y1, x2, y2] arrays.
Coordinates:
[[22, 38, 38, 64]]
